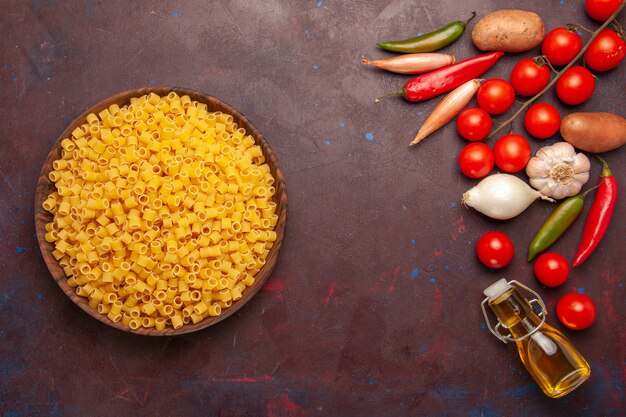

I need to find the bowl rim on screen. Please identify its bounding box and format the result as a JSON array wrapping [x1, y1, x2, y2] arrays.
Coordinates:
[[34, 86, 288, 336]]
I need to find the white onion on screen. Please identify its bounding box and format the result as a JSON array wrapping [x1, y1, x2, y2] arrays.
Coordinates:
[[462, 174, 554, 220]]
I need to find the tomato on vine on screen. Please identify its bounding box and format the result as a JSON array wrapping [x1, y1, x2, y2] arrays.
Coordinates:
[[493, 134, 531, 173], [556, 66, 595, 105], [542, 27, 583, 66], [585, 0, 624, 21], [524, 103, 561, 139], [510, 58, 551, 97], [477, 79, 515, 115], [456, 108, 493, 141], [584, 29, 625, 71]]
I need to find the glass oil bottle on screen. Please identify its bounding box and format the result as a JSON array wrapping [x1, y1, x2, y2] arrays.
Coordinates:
[[481, 279, 591, 398]]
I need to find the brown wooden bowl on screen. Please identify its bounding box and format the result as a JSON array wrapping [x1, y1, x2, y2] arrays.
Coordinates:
[[34, 87, 287, 336]]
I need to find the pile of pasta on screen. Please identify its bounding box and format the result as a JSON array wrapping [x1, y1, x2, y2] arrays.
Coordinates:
[[42, 92, 278, 331]]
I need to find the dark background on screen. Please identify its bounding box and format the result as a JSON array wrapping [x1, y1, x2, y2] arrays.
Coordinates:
[[1, 1, 623, 416]]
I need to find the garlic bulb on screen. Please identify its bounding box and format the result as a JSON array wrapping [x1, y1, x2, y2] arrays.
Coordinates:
[[525, 142, 590, 200]]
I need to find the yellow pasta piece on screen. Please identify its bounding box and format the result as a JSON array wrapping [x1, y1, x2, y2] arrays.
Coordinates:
[[208, 303, 221, 317], [242, 275, 255, 287], [171, 313, 183, 329], [155, 317, 167, 331], [142, 317, 156, 328], [141, 302, 157, 316], [231, 287, 242, 301]]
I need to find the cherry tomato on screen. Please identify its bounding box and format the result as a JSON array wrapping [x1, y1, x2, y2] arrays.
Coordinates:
[[510, 58, 551, 97], [534, 253, 570, 287], [584, 29, 625, 72], [476, 231, 514, 269], [585, 0, 623, 21], [542, 28, 583, 66], [456, 108, 493, 141], [556, 66, 595, 105], [458, 143, 494, 179], [556, 293, 597, 330], [493, 134, 531, 173], [477, 79, 515, 115], [524, 103, 561, 139]]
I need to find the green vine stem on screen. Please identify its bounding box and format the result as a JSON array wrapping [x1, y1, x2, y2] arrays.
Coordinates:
[[487, 2, 625, 139]]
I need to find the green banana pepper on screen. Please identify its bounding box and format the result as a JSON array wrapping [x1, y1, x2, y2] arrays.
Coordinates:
[[377, 12, 476, 53]]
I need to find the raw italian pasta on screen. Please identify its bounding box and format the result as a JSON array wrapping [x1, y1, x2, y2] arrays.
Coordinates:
[[43, 92, 278, 331]]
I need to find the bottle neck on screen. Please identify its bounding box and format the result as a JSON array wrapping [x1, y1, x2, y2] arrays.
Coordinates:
[[488, 288, 543, 340], [508, 314, 543, 340]]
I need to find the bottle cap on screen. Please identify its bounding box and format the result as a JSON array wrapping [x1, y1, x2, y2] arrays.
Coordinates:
[[483, 278, 512, 300]]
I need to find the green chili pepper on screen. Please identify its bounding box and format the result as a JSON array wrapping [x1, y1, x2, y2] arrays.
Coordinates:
[[377, 12, 476, 53], [527, 195, 585, 262]]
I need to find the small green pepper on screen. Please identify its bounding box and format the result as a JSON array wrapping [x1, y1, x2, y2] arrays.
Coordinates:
[[377, 12, 476, 53], [527, 192, 589, 262]]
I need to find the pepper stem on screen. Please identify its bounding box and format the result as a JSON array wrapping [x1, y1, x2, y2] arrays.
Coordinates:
[[374, 89, 404, 103], [580, 182, 602, 199], [594, 154, 613, 177], [462, 11, 477, 26]]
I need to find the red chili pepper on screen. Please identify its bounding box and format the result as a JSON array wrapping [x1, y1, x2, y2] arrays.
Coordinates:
[[375, 51, 504, 103], [572, 157, 617, 267]]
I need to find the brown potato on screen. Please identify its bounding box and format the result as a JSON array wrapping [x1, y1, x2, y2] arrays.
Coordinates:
[[560, 112, 626, 153], [472, 10, 544, 52]]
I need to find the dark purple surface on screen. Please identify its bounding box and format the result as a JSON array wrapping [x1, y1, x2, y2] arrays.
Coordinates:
[[0, 1, 623, 416]]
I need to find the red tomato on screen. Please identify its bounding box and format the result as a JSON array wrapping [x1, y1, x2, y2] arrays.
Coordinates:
[[456, 108, 493, 141], [584, 29, 625, 71], [556, 293, 597, 330], [542, 28, 583, 66], [476, 231, 514, 269], [493, 134, 531, 173], [534, 253, 570, 287], [524, 103, 561, 139], [556, 66, 595, 105], [477, 79, 515, 115], [510, 58, 551, 97], [585, 0, 623, 21], [458, 143, 494, 179]]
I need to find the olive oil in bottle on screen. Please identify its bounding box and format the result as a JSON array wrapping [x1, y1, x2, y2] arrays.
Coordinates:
[[481, 279, 591, 398]]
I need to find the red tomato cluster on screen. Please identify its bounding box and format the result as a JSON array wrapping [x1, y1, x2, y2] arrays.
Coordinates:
[[455, 78, 532, 178], [457, 131, 532, 178], [455, 1, 623, 179]]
